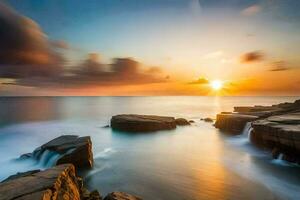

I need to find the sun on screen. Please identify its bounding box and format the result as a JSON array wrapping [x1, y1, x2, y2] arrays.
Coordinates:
[[210, 80, 223, 91]]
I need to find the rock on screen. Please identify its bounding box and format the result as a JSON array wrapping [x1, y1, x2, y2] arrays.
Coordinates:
[[214, 113, 258, 134], [21, 135, 94, 170], [0, 164, 102, 200], [233, 99, 300, 117], [19, 153, 33, 160], [0, 164, 81, 200], [110, 114, 177, 132], [1, 170, 41, 183], [251, 113, 300, 164], [201, 118, 214, 123], [82, 188, 102, 200], [188, 120, 195, 123], [175, 118, 190, 126], [104, 192, 142, 200], [271, 148, 280, 159]]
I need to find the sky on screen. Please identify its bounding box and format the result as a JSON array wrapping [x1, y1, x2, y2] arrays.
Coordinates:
[[0, 0, 299, 96]]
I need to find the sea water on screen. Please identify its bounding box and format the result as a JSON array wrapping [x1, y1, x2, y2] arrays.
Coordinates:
[[0, 96, 299, 200]]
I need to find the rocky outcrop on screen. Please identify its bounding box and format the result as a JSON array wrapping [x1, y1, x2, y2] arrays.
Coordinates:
[[111, 114, 177, 132], [104, 192, 142, 200], [251, 113, 300, 164], [21, 135, 93, 170], [214, 113, 258, 134], [0, 165, 143, 200], [175, 118, 191, 126], [0, 164, 85, 200], [215, 99, 300, 163], [234, 99, 300, 117]]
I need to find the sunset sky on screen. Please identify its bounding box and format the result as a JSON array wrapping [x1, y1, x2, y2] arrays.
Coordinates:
[[0, 0, 299, 96]]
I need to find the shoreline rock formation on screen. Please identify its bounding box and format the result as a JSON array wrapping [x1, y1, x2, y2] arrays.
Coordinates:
[[0, 164, 84, 200], [1, 135, 143, 200], [251, 113, 300, 164], [20, 135, 94, 170], [111, 114, 190, 132], [215, 99, 300, 164]]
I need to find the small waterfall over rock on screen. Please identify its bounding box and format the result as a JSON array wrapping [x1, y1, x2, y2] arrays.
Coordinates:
[[19, 149, 61, 168], [242, 122, 253, 141]]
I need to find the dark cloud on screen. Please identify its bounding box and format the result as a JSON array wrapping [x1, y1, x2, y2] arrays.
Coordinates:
[[240, 51, 264, 63], [269, 61, 291, 71], [188, 77, 209, 85], [0, 2, 64, 78], [16, 54, 167, 87]]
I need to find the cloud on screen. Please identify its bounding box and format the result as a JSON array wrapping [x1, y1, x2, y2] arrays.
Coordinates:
[[0, 2, 64, 78], [269, 61, 291, 71], [17, 54, 167, 87], [51, 40, 70, 50], [188, 77, 209, 85], [240, 51, 264, 63], [241, 5, 262, 16], [0, 2, 167, 89]]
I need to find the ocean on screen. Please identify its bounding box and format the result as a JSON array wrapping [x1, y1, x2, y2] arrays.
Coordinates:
[[0, 96, 299, 200]]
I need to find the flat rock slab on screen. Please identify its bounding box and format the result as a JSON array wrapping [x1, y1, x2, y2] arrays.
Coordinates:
[[111, 114, 177, 132], [0, 164, 81, 200], [21, 135, 93, 170], [215, 113, 258, 133], [268, 113, 300, 124]]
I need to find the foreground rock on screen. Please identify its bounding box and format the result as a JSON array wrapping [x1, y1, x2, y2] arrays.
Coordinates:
[[0, 164, 87, 200], [104, 192, 142, 200], [0, 164, 142, 200], [251, 113, 300, 164], [215, 113, 258, 133], [21, 135, 93, 170], [111, 114, 178, 132]]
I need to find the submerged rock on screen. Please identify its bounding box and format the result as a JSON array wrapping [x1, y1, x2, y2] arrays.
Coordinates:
[[21, 135, 93, 170], [201, 118, 214, 123], [104, 192, 142, 200], [175, 118, 191, 126], [110, 114, 177, 132], [0, 164, 82, 200], [214, 113, 258, 133]]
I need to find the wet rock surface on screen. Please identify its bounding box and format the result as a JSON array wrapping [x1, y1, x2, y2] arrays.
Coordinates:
[[21, 135, 94, 170], [104, 192, 142, 200], [111, 114, 177, 132]]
